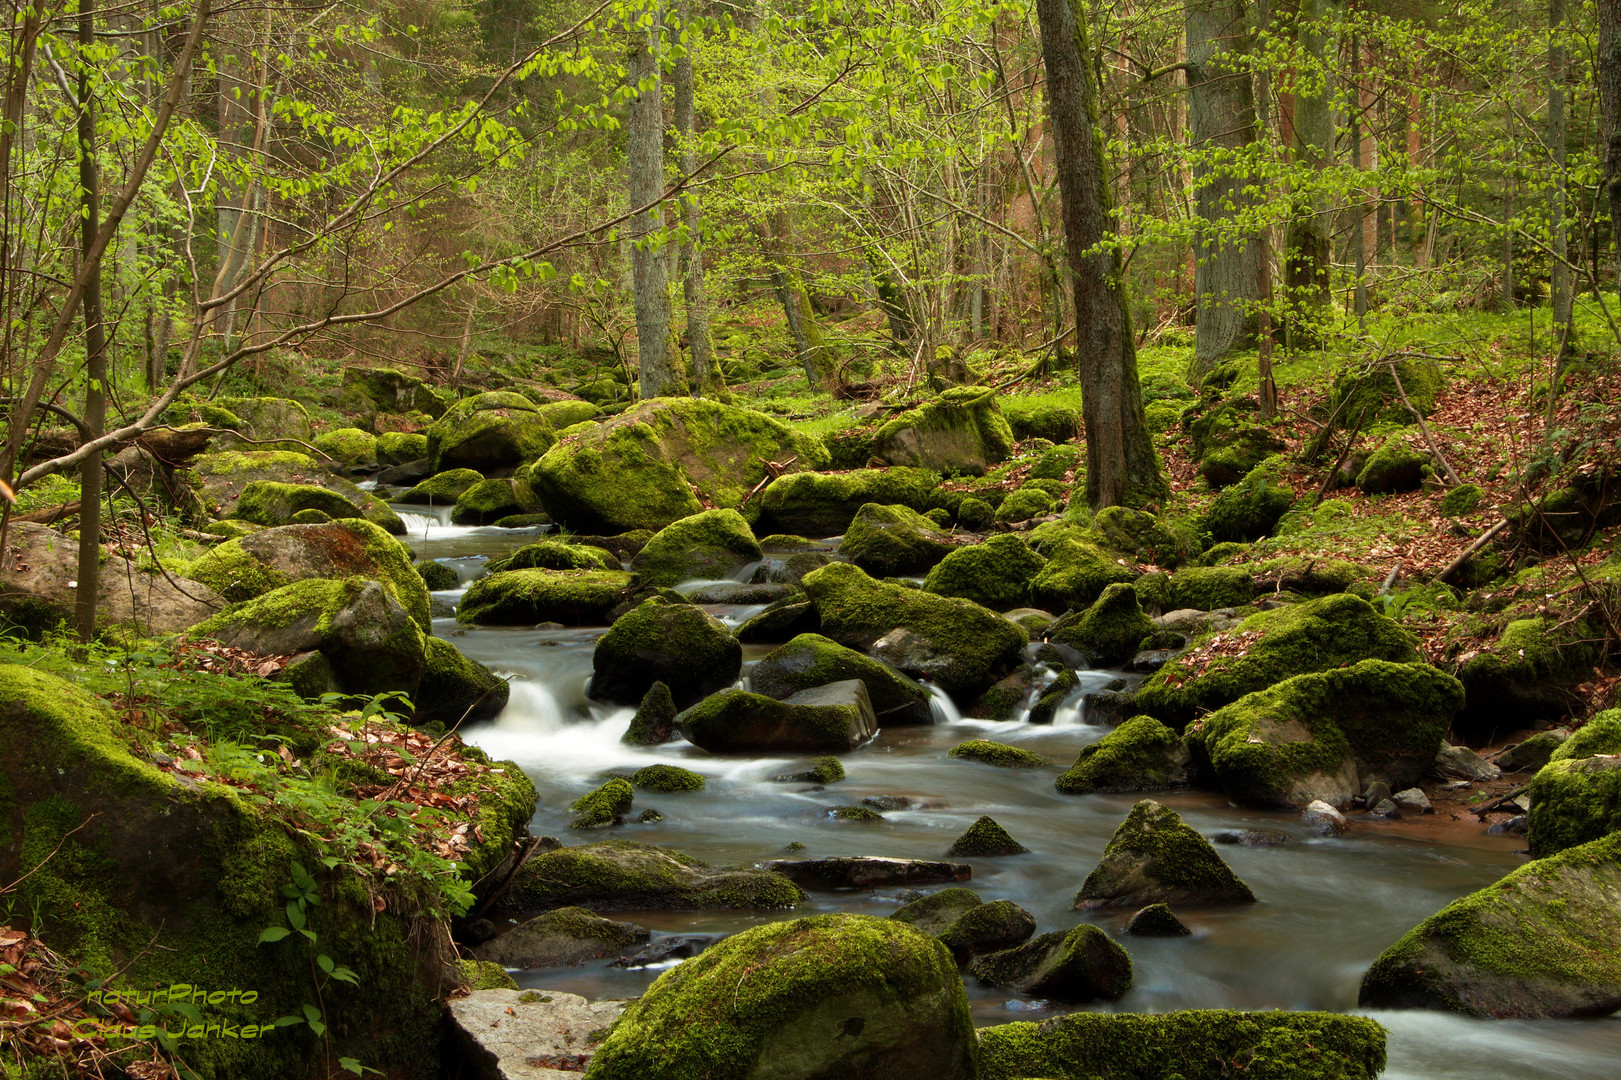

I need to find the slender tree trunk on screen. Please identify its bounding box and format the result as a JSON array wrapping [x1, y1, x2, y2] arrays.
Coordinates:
[[74, 6, 108, 642], [1185, 0, 1261, 376], [1283, 0, 1337, 342], [627, 8, 680, 398], [672, 5, 727, 401], [1548, 0, 1570, 341], [1601, 0, 1621, 305], [1035, 0, 1165, 508], [1350, 34, 1367, 329]]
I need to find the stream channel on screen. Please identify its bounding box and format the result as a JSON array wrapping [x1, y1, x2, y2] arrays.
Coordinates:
[[393, 504, 1621, 1080]]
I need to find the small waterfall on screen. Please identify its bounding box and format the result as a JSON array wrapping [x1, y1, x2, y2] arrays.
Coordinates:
[[924, 683, 961, 724]]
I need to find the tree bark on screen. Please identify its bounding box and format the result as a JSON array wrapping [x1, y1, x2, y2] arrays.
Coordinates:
[[75, 4, 109, 642], [672, 5, 727, 401], [628, 9, 680, 399], [1548, 0, 1570, 340], [1186, 0, 1261, 376], [1600, 0, 1621, 306], [1283, 0, 1337, 341], [1035, 0, 1166, 508]]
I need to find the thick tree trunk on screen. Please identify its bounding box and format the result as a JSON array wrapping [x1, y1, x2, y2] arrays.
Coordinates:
[[1186, 0, 1261, 376], [75, 7, 108, 641], [1283, 0, 1337, 340], [1548, 0, 1570, 338], [627, 13, 681, 398], [672, 9, 727, 402], [1601, 0, 1621, 305], [1034, 0, 1166, 509]]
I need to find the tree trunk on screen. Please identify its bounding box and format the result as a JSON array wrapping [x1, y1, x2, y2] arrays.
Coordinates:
[[1283, 0, 1337, 342], [1601, 0, 1621, 306], [627, 10, 680, 398], [1034, 0, 1166, 508], [1185, 0, 1261, 376], [1350, 33, 1368, 329], [672, 5, 728, 401], [75, 5, 109, 642], [1548, 0, 1570, 340]]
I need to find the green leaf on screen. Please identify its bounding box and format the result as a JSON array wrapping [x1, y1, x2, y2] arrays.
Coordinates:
[[303, 1003, 322, 1023], [317, 953, 336, 975], [286, 901, 306, 930], [257, 926, 292, 944]]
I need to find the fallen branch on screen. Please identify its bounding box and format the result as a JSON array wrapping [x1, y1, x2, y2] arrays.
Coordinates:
[[1468, 783, 1529, 819], [1436, 518, 1510, 584], [1387, 359, 1463, 487]]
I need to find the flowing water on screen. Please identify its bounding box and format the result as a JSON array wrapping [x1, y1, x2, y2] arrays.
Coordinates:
[[397, 503, 1621, 1079]]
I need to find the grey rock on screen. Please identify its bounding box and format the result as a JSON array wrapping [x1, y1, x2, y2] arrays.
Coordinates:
[[1211, 829, 1290, 847], [473, 908, 650, 969], [448, 988, 627, 1080], [1431, 742, 1501, 782], [1302, 799, 1348, 835], [1392, 788, 1433, 815], [762, 856, 971, 891]]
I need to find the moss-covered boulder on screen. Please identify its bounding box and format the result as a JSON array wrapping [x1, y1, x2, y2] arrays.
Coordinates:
[[801, 563, 1026, 700], [1166, 565, 1255, 610], [1356, 433, 1429, 494], [571, 778, 636, 827], [948, 739, 1044, 768], [400, 468, 484, 505], [923, 535, 1048, 610], [735, 593, 822, 644], [750, 633, 931, 726], [995, 486, 1058, 523], [946, 816, 1028, 857], [456, 569, 632, 626], [840, 502, 963, 576], [417, 636, 510, 726], [530, 397, 829, 533], [937, 900, 1036, 962], [314, 426, 378, 467], [583, 914, 975, 1080], [631, 764, 706, 792], [1056, 716, 1191, 795], [1188, 659, 1463, 809], [870, 387, 1015, 476], [450, 478, 527, 525], [677, 681, 877, 755], [1526, 755, 1621, 857], [189, 577, 426, 697], [1328, 355, 1444, 429], [1124, 902, 1191, 937], [968, 925, 1132, 1002], [214, 395, 313, 451], [1440, 482, 1485, 516], [1134, 594, 1420, 730], [1204, 459, 1295, 542], [1030, 534, 1138, 610], [426, 391, 556, 473], [890, 887, 984, 936], [1456, 617, 1600, 732], [1553, 710, 1621, 761], [488, 539, 621, 574], [1049, 583, 1155, 667], [756, 467, 941, 536], [1009, 404, 1081, 444], [472, 906, 649, 968], [339, 366, 450, 425], [185, 519, 430, 629], [590, 597, 742, 708], [630, 508, 763, 587], [377, 430, 430, 466], [495, 840, 804, 916], [1074, 800, 1256, 909], [234, 480, 365, 528], [415, 559, 460, 591], [1359, 832, 1621, 1017], [977, 1010, 1388, 1080]]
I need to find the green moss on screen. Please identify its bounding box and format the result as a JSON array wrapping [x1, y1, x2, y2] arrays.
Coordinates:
[[1029, 444, 1080, 481], [1328, 355, 1444, 429], [571, 778, 636, 828], [1552, 709, 1621, 761], [1526, 756, 1621, 856], [499, 840, 805, 913], [185, 539, 294, 603], [234, 481, 364, 527], [1167, 565, 1254, 610], [750, 634, 929, 725], [1008, 404, 1080, 443], [1049, 583, 1154, 666], [840, 503, 960, 576], [1029, 534, 1137, 610], [1205, 459, 1295, 542], [977, 1010, 1387, 1080], [313, 427, 377, 464], [948, 739, 1044, 768], [828, 804, 883, 821], [415, 560, 459, 590], [956, 496, 995, 531], [416, 636, 513, 730], [488, 540, 620, 574], [400, 468, 485, 505], [677, 687, 871, 754], [426, 390, 556, 472], [590, 597, 743, 707], [631, 764, 706, 792], [871, 387, 1016, 476], [1076, 799, 1255, 908], [923, 535, 1047, 611], [1458, 617, 1599, 730], [756, 468, 940, 536], [995, 486, 1057, 523], [450, 479, 524, 525], [623, 682, 678, 746], [1091, 506, 1198, 567], [459, 958, 519, 991], [631, 508, 763, 587], [946, 815, 1028, 856], [583, 914, 974, 1080], [1357, 433, 1429, 494], [1056, 716, 1188, 795], [376, 431, 429, 465], [456, 569, 632, 626], [1440, 482, 1485, 516]]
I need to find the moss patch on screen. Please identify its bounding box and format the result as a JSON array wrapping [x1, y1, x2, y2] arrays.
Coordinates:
[[948, 739, 1044, 768]]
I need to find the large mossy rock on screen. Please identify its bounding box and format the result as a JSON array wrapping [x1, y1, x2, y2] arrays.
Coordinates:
[[1055, 716, 1191, 795], [189, 578, 426, 697], [496, 840, 804, 915], [456, 568, 631, 626], [0, 521, 221, 639], [184, 519, 429, 630], [890, 887, 984, 935], [1165, 565, 1255, 610], [472, 906, 649, 968], [631, 508, 762, 587], [1187, 659, 1463, 809], [977, 1010, 1387, 1080], [1328, 355, 1444, 429], [1074, 799, 1255, 909], [1553, 710, 1621, 761], [1358, 832, 1621, 1018], [530, 398, 829, 532], [801, 563, 1026, 701], [590, 597, 742, 708], [583, 914, 977, 1080], [417, 636, 510, 727], [1357, 433, 1429, 494], [869, 387, 1015, 476], [225, 474, 406, 536], [923, 535, 1048, 611], [338, 365, 450, 425], [487, 539, 620, 574], [399, 467, 484, 505], [1133, 594, 1420, 730], [840, 502, 963, 576], [0, 664, 452, 1080], [935, 899, 1036, 960], [750, 633, 932, 726], [1455, 617, 1600, 733], [426, 391, 556, 474], [1049, 583, 1154, 667], [313, 426, 377, 468], [213, 395, 313, 451], [1204, 459, 1295, 542], [756, 467, 940, 536], [677, 681, 877, 754], [1029, 534, 1138, 610], [968, 925, 1132, 1003], [450, 478, 528, 525], [190, 449, 326, 512], [1526, 755, 1621, 857]]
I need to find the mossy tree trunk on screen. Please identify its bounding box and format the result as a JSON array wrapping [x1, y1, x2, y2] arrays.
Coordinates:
[[1282, 0, 1337, 345], [628, 7, 681, 399], [1601, 0, 1621, 307], [1034, 0, 1166, 509], [672, 9, 729, 402]]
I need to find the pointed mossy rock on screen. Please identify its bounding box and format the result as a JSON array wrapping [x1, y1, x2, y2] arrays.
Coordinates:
[[631, 764, 705, 792], [1132, 593, 1420, 730], [338, 365, 450, 424], [840, 502, 964, 576], [1357, 433, 1430, 494], [1187, 659, 1462, 809], [0, 664, 453, 1080], [450, 478, 527, 525], [677, 681, 877, 755], [947, 816, 1029, 857], [495, 840, 804, 915], [472, 906, 649, 969], [622, 681, 679, 745], [313, 426, 377, 466], [1049, 583, 1155, 667], [972, 666, 1037, 721], [870, 386, 1015, 476], [529, 397, 829, 533], [750, 633, 931, 726], [923, 534, 1048, 611], [456, 568, 632, 626], [583, 914, 977, 1080], [1074, 799, 1255, 909], [570, 778, 636, 828], [1124, 902, 1192, 937], [1026, 668, 1078, 725], [735, 593, 822, 644], [488, 539, 621, 574], [948, 739, 1044, 768], [417, 636, 510, 727], [1204, 459, 1295, 542], [1056, 716, 1191, 795], [976, 1009, 1387, 1080], [1358, 831, 1621, 1018], [801, 562, 1026, 700], [937, 899, 1036, 962], [1029, 534, 1138, 610], [756, 467, 940, 536], [415, 559, 460, 590], [630, 508, 763, 587], [426, 391, 557, 473], [186, 518, 430, 630], [968, 925, 1132, 1002], [400, 467, 484, 505], [590, 597, 742, 708], [1526, 754, 1621, 857], [890, 887, 984, 936]]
